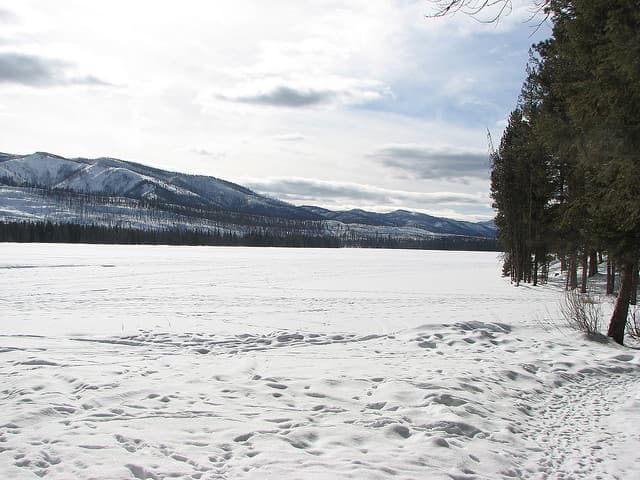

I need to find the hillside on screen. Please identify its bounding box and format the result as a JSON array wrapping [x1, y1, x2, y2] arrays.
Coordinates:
[[0, 152, 495, 246]]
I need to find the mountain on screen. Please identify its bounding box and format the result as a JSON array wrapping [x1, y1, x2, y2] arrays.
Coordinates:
[[0, 152, 316, 220], [300, 207, 496, 237], [0, 152, 495, 241]]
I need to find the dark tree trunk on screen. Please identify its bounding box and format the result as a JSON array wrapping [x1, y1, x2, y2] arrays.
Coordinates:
[[580, 255, 588, 293], [606, 260, 615, 295], [588, 250, 598, 277], [541, 260, 548, 284], [566, 256, 578, 290], [631, 264, 638, 306], [607, 262, 634, 345]]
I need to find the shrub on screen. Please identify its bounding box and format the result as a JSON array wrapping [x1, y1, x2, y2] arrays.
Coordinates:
[[559, 290, 602, 336], [626, 306, 640, 340]]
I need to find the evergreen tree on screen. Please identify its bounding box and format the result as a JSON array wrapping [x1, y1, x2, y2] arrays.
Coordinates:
[[491, 0, 640, 343]]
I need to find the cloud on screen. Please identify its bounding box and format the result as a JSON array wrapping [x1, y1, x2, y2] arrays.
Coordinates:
[[272, 133, 307, 142], [219, 85, 332, 107], [210, 77, 389, 109], [0, 52, 110, 87], [190, 148, 226, 160], [245, 176, 488, 208], [244, 176, 493, 221], [0, 8, 17, 23], [370, 144, 490, 180]]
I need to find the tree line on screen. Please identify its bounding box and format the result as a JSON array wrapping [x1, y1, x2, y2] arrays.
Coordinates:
[[489, 0, 639, 344], [0, 221, 498, 251], [10, 184, 329, 234]]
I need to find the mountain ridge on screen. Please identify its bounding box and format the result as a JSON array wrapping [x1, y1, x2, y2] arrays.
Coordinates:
[[0, 151, 495, 239]]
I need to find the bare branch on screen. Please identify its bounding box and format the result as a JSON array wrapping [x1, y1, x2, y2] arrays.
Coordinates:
[[426, 0, 513, 23], [425, 1, 552, 25], [559, 290, 603, 336], [526, 1, 552, 36]]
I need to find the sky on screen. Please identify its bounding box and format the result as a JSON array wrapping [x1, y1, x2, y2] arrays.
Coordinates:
[[0, 1, 550, 221]]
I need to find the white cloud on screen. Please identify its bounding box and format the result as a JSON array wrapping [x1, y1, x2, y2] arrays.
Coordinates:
[[272, 133, 307, 142], [0, 7, 17, 23], [189, 148, 227, 160]]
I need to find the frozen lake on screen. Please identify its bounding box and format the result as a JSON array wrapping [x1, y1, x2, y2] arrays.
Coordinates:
[[1, 244, 639, 479], [2, 244, 553, 337]]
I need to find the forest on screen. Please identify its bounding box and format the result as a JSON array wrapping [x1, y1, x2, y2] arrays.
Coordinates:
[[0, 220, 498, 251], [488, 0, 639, 344]]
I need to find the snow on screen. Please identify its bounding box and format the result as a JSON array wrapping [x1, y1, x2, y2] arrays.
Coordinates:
[[58, 164, 147, 194], [0, 187, 240, 235], [0, 186, 452, 241], [0, 187, 81, 223], [56, 164, 200, 199], [1, 245, 639, 479], [0, 153, 86, 187]]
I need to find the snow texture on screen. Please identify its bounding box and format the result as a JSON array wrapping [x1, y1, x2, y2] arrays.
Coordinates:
[[0, 245, 638, 479]]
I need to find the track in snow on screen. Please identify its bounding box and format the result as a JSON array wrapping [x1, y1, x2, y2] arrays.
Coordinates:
[[1, 246, 640, 479]]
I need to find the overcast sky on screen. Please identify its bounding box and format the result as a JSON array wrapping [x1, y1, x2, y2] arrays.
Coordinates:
[[0, 1, 550, 221]]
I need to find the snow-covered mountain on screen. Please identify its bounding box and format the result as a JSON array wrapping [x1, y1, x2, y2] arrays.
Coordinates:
[[0, 152, 496, 239], [0, 152, 314, 220], [300, 207, 496, 237]]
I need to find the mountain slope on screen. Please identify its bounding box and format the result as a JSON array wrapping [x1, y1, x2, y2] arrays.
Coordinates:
[[0, 152, 317, 220], [300, 207, 496, 237], [0, 151, 495, 238]]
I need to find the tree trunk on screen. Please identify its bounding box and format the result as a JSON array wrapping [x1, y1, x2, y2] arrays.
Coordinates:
[[580, 255, 588, 293], [566, 256, 578, 290], [607, 262, 633, 345], [606, 260, 615, 295], [588, 250, 598, 277], [631, 264, 639, 306]]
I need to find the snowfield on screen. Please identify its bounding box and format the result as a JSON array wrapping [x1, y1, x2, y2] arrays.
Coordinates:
[[1, 244, 639, 479]]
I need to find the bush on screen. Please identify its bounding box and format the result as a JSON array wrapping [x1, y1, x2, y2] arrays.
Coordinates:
[[559, 290, 602, 336], [626, 306, 640, 340]]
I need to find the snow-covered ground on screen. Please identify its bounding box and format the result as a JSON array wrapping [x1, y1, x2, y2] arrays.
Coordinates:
[[0, 244, 638, 479]]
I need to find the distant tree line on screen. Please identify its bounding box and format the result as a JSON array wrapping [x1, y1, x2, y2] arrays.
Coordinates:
[[14, 184, 327, 234], [0, 182, 497, 251], [0, 221, 339, 247], [0, 220, 498, 251], [490, 0, 639, 344]]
